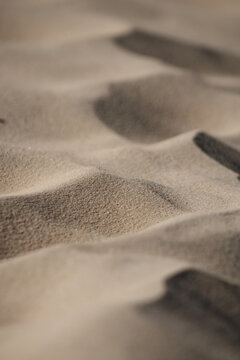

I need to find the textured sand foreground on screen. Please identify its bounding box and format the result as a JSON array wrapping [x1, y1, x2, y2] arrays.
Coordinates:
[[1, 1, 240, 359]]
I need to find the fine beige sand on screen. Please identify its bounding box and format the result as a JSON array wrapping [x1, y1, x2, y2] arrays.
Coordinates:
[[1, 1, 240, 359]]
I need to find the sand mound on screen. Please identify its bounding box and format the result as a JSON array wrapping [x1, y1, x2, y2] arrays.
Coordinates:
[[95, 74, 240, 142]]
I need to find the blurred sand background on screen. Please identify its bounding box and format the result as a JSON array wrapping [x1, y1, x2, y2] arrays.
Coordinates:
[[0, 0, 240, 359]]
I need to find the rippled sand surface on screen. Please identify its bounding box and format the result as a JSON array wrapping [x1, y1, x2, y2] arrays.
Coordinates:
[[1, 1, 240, 359]]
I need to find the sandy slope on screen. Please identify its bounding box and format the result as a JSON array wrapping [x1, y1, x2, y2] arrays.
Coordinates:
[[0, 0, 240, 359]]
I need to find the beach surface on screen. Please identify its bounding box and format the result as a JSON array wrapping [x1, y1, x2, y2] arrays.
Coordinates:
[[0, 1, 240, 359]]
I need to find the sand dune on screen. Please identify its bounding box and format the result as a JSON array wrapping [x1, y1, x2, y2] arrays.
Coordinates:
[[0, 0, 240, 359]]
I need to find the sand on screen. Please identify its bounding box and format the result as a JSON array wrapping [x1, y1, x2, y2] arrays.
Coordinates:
[[0, 0, 240, 359]]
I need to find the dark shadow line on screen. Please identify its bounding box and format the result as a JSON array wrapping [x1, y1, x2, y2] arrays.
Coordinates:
[[140, 270, 240, 342], [194, 132, 240, 177], [114, 30, 240, 75]]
